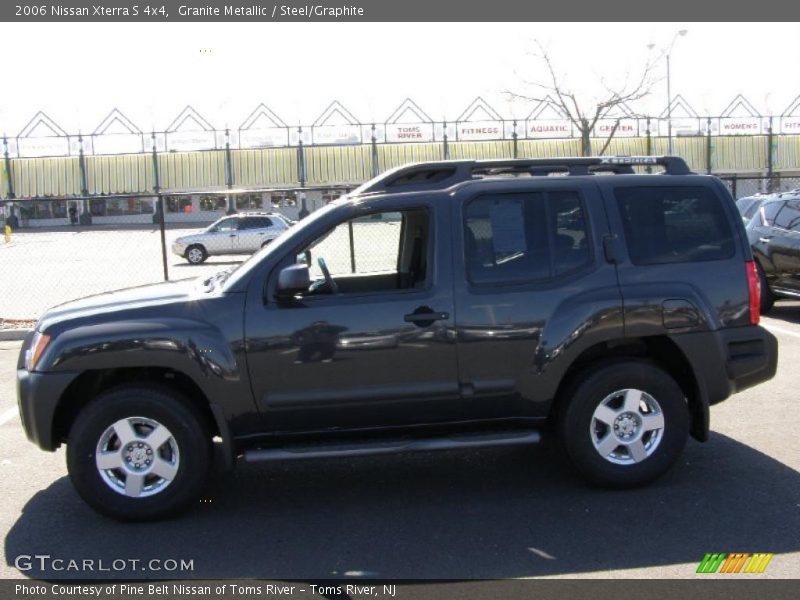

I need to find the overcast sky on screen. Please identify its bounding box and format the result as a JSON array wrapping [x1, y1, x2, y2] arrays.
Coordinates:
[[1, 22, 799, 134]]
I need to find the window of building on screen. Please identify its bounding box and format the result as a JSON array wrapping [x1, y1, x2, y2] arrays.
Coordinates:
[[89, 199, 107, 216], [105, 197, 151, 216], [322, 190, 341, 204], [270, 191, 296, 208], [615, 186, 735, 265], [24, 200, 68, 219], [464, 191, 590, 285], [236, 194, 264, 210], [165, 196, 192, 213], [199, 195, 227, 212]]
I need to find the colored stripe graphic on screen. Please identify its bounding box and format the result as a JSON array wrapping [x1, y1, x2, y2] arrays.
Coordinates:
[[697, 553, 773, 574]]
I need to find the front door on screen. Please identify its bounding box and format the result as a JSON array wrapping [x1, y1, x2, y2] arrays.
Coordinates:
[[244, 200, 460, 431], [208, 216, 239, 254]]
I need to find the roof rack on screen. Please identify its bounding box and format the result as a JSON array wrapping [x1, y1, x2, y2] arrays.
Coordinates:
[[355, 156, 692, 194]]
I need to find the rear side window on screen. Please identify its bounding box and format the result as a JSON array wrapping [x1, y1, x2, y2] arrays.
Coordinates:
[[465, 191, 590, 285], [771, 200, 800, 232], [615, 186, 735, 265], [240, 217, 273, 229]]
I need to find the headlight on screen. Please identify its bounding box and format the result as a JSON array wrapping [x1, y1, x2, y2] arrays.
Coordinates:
[[24, 331, 51, 371]]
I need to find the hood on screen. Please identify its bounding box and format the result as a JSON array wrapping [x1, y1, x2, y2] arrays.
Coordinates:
[[37, 278, 204, 332], [174, 232, 207, 244]]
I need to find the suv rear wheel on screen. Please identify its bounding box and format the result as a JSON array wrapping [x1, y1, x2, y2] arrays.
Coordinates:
[[559, 360, 689, 488], [66, 384, 211, 521]]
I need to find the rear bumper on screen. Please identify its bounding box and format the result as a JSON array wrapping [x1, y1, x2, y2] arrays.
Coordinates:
[[672, 325, 778, 405], [17, 368, 78, 451]]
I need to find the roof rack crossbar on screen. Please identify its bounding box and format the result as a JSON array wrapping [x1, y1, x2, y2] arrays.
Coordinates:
[[357, 156, 692, 194]]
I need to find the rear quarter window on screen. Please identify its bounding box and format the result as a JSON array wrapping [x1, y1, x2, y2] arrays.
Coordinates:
[[615, 186, 736, 265]]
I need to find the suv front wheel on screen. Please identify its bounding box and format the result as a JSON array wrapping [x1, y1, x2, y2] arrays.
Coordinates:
[[67, 384, 211, 521], [559, 360, 689, 488]]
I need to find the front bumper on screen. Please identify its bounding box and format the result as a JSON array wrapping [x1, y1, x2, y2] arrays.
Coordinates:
[[171, 242, 187, 257], [17, 368, 79, 451]]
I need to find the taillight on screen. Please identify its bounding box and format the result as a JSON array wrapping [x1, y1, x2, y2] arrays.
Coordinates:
[[745, 260, 760, 325]]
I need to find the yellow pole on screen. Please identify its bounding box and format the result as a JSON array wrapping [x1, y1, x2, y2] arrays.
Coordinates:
[[4, 224, 10, 244]]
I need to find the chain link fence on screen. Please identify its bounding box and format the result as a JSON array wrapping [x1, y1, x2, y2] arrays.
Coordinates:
[[0, 190, 315, 322], [720, 175, 800, 199], [4, 174, 800, 323]]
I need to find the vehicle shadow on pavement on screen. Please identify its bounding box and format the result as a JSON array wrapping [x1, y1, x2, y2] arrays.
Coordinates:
[[5, 432, 799, 579], [766, 302, 800, 325]]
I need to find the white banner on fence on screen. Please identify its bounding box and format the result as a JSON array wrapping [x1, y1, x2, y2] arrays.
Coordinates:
[[526, 119, 572, 139], [312, 125, 361, 145], [718, 117, 762, 135], [657, 118, 703, 136], [594, 119, 639, 138], [385, 123, 434, 143], [92, 134, 145, 155], [780, 117, 800, 135], [166, 131, 217, 152], [457, 121, 504, 141], [16, 137, 71, 157], [239, 128, 290, 148]]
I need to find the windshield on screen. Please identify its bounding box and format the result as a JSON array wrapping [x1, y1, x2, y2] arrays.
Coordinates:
[[219, 201, 342, 292]]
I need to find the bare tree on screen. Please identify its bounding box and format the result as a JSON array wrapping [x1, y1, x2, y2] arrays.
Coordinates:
[[506, 41, 661, 156]]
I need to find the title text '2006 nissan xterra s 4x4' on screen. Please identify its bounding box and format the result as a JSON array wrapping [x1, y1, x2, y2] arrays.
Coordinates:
[[17, 156, 778, 521]]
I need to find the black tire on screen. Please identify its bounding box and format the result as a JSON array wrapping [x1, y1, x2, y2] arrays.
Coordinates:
[[66, 384, 211, 521], [260, 239, 272, 249], [185, 244, 208, 265], [757, 262, 775, 314], [558, 360, 689, 488]]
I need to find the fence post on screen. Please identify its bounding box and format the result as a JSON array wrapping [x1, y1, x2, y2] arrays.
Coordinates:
[[706, 117, 713, 174], [151, 132, 168, 282], [645, 118, 652, 173], [2, 136, 14, 199], [224, 129, 234, 213], [77, 134, 93, 225], [731, 174, 737, 199], [512, 120, 519, 158], [348, 220, 356, 273], [370, 123, 379, 178], [767, 116, 774, 178], [442, 121, 449, 160], [297, 126, 306, 188]]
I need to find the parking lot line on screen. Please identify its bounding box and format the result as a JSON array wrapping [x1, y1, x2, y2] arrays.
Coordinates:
[[762, 323, 800, 339], [0, 406, 19, 426]]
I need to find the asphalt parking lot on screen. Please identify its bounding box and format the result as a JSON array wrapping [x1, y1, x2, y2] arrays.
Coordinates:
[[0, 305, 799, 580]]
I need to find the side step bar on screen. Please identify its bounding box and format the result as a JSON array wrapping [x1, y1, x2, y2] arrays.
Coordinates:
[[244, 430, 541, 463]]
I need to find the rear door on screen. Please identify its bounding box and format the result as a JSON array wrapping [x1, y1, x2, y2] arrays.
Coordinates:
[[602, 179, 747, 331], [237, 216, 275, 252], [451, 179, 622, 420]]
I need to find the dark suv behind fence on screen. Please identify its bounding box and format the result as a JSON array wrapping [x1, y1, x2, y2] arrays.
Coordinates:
[[17, 156, 778, 521]]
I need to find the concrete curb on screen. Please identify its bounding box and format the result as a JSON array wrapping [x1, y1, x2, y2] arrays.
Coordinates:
[[0, 328, 32, 341]]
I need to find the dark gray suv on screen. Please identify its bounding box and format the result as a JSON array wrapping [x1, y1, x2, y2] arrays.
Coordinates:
[[17, 156, 778, 520]]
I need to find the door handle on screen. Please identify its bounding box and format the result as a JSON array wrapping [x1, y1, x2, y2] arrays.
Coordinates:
[[759, 237, 772, 244], [229, 234, 237, 237], [404, 307, 449, 326]]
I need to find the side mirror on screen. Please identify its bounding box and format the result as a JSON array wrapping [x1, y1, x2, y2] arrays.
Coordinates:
[[275, 264, 310, 299]]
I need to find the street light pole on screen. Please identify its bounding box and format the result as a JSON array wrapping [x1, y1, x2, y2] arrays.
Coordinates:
[[650, 29, 687, 157]]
